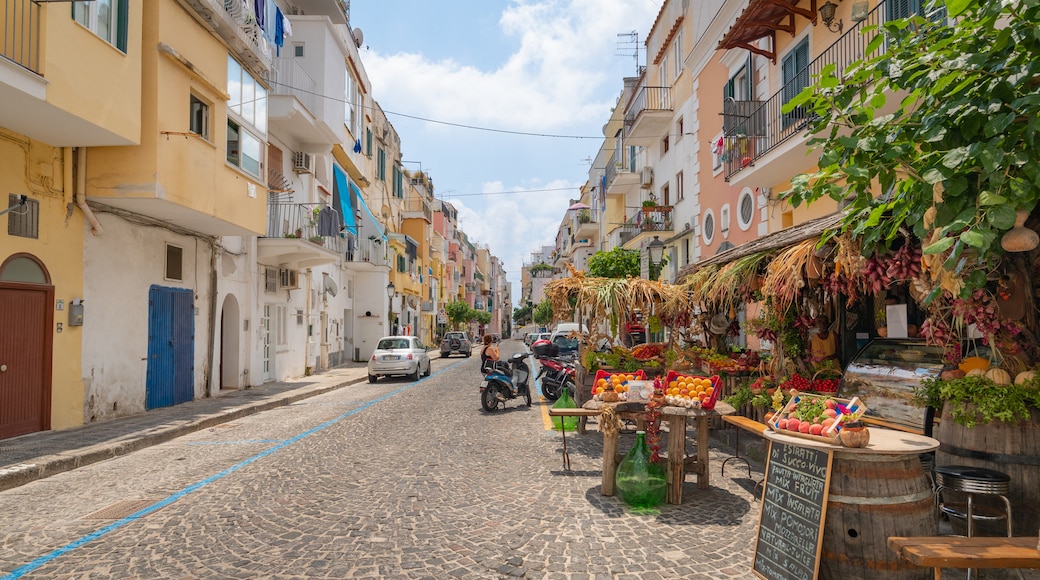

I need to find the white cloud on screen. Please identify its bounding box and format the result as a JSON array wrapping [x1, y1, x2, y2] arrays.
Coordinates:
[[355, 0, 659, 303], [362, 0, 658, 130], [452, 181, 574, 296]]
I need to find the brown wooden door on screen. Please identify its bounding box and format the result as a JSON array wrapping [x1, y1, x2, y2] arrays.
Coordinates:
[[0, 283, 53, 439]]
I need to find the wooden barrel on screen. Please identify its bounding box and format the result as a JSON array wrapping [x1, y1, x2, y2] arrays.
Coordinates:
[[935, 404, 1040, 536], [820, 452, 937, 579]]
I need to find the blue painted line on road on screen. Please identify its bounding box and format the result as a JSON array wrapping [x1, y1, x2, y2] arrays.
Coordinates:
[[186, 440, 284, 445], [1, 359, 468, 579]]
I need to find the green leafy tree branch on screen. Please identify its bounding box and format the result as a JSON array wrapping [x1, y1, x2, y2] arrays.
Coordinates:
[[782, 0, 1040, 298]]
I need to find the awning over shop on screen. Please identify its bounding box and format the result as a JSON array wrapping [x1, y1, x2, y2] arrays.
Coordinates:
[[717, 0, 818, 62], [677, 211, 843, 281]]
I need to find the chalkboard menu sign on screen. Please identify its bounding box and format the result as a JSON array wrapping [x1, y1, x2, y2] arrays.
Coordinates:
[[753, 441, 833, 580]]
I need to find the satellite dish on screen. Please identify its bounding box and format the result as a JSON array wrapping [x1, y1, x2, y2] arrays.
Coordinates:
[[709, 314, 729, 335], [381, 205, 392, 219], [353, 28, 364, 48], [322, 275, 338, 297]]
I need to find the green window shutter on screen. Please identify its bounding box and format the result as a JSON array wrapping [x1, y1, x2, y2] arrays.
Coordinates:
[[397, 256, 406, 272], [366, 128, 372, 156], [117, 0, 129, 52]]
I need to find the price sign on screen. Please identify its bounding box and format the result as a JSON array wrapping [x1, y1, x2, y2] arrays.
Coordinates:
[[753, 441, 832, 580]]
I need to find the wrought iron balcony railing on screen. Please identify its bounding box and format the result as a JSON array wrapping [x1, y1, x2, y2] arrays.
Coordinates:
[[723, 1, 888, 180], [266, 202, 345, 254], [624, 86, 671, 126], [2, 0, 40, 73]]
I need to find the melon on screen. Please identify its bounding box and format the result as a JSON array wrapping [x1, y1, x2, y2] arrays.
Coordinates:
[[986, 368, 1012, 385]]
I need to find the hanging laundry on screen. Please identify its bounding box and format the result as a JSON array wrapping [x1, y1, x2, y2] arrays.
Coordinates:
[[263, 0, 277, 47], [253, 0, 265, 30], [317, 206, 341, 237], [274, 6, 285, 56], [282, 12, 292, 37]]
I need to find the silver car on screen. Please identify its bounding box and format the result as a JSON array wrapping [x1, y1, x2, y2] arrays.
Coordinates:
[[368, 336, 431, 383]]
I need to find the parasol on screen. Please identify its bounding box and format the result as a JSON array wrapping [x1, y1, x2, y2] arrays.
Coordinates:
[[568, 202, 591, 211]]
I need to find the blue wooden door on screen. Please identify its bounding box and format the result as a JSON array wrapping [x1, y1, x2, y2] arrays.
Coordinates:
[[146, 286, 195, 409]]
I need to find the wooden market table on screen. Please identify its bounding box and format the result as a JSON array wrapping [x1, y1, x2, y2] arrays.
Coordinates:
[[580, 400, 735, 505], [761, 428, 941, 579], [888, 536, 1040, 578]]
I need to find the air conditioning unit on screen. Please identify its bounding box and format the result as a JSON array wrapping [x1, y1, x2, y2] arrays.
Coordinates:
[[292, 152, 313, 174], [640, 166, 654, 187], [278, 268, 299, 289]]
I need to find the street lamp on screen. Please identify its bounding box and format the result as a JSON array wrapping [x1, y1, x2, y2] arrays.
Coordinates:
[[387, 281, 396, 334], [648, 235, 664, 265]]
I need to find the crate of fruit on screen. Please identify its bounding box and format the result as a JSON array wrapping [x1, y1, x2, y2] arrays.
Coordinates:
[[663, 371, 722, 410], [591, 370, 647, 402], [766, 392, 866, 444]]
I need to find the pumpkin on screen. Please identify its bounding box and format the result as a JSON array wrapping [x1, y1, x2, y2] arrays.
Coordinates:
[[959, 357, 991, 374], [986, 368, 1012, 385], [966, 369, 988, 378], [1015, 371, 1037, 386], [941, 369, 966, 381]]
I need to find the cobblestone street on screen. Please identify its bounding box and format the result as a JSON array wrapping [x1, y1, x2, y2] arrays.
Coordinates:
[[0, 341, 765, 579]]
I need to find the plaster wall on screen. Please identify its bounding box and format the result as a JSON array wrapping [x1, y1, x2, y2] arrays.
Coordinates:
[[82, 211, 213, 422], [215, 235, 255, 390], [39, 3, 142, 143], [84, 0, 266, 236], [0, 133, 84, 430]]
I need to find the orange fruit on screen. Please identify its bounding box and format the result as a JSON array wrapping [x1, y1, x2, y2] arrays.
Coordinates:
[[706, 386, 714, 396]]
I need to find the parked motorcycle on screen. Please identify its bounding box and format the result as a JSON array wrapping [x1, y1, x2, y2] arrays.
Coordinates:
[[480, 352, 532, 412], [535, 355, 576, 401]]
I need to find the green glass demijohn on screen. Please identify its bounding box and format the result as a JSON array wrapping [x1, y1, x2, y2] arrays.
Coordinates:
[[550, 385, 579, 431], [615, 431, 667, 508]]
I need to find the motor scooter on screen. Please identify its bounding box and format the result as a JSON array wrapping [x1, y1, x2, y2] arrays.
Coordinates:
[[480, 352, 532, 412], [534, 355, 576, 401]]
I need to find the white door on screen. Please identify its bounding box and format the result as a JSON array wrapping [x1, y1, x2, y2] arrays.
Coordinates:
[[262, 304, 273, 382]]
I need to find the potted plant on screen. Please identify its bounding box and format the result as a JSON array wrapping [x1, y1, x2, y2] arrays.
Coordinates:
[[641, 199, 657, 212]]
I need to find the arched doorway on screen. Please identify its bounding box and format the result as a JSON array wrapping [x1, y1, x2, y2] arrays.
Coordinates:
[[220, 294, 241, 389], [0, 253, 54, 439]]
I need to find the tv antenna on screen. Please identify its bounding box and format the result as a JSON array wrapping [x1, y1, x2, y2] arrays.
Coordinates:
[[616, 31, 642, 74], [579, 156, 592, 166]]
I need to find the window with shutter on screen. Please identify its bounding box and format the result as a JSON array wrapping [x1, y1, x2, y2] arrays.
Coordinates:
[[781, 38, 810, 127]]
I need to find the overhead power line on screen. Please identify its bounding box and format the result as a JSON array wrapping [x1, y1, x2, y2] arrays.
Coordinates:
[[266, 80, 603, 140]]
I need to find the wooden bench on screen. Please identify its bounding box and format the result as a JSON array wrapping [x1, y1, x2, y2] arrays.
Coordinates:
[[721, 415, 768, 490], [547, 408, 601, 470], [889, 536, 1040, 579]]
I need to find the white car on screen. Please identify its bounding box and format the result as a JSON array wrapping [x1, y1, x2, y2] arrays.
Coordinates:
[[368, 336, 431, 383]]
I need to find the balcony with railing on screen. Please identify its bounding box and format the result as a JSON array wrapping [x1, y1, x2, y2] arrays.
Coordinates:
[[269, 56, 338, 146], [2, 0, 40, 74], [605, 145, 640, 195], [624, 85, 672, 146], [573, 209, 598, 238], [403, 196, 433, 222], [258, 203, 344, 268], [345, 235, 388, 269], [180, 0, 273, 73], [723, 1, 888, 184]]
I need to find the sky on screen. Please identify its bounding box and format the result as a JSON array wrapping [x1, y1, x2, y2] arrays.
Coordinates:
[[348, 0, 662, 308]]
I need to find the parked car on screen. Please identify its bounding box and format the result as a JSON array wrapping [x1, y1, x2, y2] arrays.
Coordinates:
[[368, 336, 431, 382], [550, 324, 585, 357], [439, 331, 473, 358]]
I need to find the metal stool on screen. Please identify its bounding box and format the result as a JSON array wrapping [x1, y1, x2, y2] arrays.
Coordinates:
[[934, 466, 1014, 580]]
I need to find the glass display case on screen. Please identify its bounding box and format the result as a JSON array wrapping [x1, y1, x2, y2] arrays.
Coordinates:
[[839, 339, 947, 431]]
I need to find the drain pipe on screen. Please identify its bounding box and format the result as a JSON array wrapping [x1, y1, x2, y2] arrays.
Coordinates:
[[74, 147, 104, 235], [206, 238, 218, 397]]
